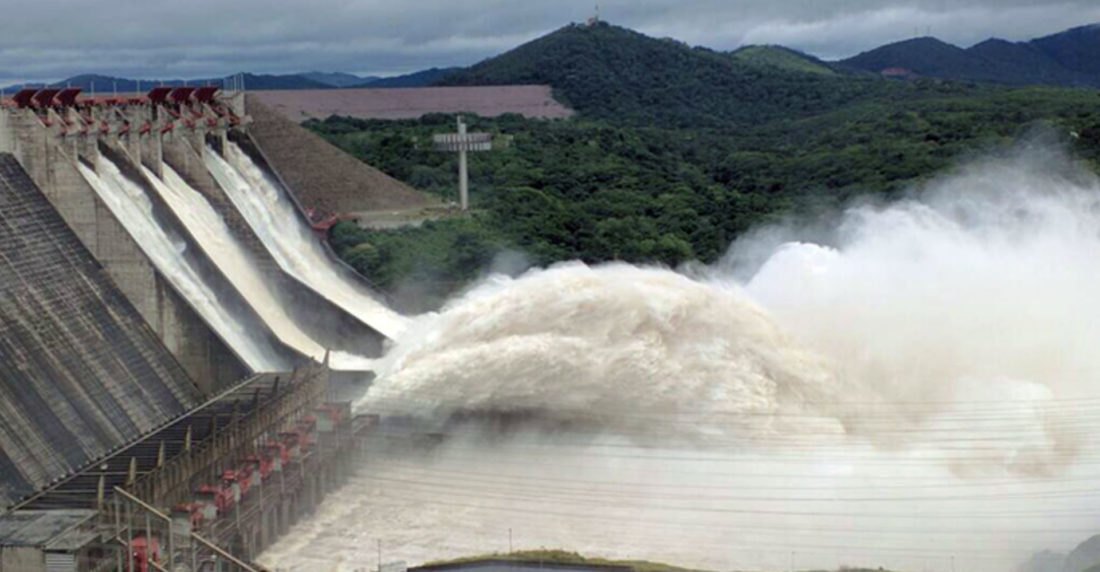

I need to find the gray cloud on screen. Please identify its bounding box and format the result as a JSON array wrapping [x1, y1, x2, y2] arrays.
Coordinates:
[[0, 0, 1097, 83]]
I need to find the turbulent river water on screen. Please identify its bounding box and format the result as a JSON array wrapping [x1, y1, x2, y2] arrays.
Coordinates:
[[259, 146, 1100, 572]]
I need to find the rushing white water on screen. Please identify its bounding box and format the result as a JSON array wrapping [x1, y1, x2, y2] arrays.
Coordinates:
[[142, 163, 373, 372], [204, 143, 407, 341], [78, 157, 286, 371], [261, 148, 1100, 572], [361, 262, 841, 440]]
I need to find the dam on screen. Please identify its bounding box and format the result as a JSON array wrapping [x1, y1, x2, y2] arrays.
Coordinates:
[[0, 85, 420, 570]]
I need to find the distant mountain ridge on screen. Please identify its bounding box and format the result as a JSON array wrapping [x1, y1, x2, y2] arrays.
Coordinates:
[[435, 20, 1100, 127], [2, 72, 332, 93], [7, 21, 1097, 98], [300, 71, 379, 87], [839, 24, 1100, 86], [434, 21, 898, 127], [356, 67, 461, 88], [3, 68, 456, 94]]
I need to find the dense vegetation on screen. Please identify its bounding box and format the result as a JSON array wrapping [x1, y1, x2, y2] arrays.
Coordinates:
[[423, 549, 698, 572], [314, 22, 1100, 310], [424, 549, 898, 572], [436, 22, 900, 128], [729, 46, 836, 76]]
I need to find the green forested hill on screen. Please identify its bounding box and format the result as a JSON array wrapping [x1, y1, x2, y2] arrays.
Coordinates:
[[314, 22, 1100, 311], [729, 46, 836, 76], [436, 21, 897, 127]]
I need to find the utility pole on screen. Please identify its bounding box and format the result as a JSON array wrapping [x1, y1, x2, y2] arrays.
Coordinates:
[[458, 117, 468, 209], [377, 539, 382, 572], [509, 527, 513, 553], [432, 115, 494, 211]]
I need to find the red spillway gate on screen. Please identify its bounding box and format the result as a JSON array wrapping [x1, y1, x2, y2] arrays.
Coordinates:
[[168, 87, 196, 104], [31, 88, 60, 108], [193, 86, 218, 103], [55, 88, 82, 107], [146, 87, 172, 105], [11, 89, 37, 108]]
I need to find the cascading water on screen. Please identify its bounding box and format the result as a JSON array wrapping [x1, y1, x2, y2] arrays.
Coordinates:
[[142, 163, 373, 371], [78, 156, 288, 372], [261, 147, 1100, 572], [204, 143, 407, 340]]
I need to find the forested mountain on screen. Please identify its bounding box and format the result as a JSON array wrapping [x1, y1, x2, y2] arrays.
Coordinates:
[[840, 24, 1100, 86], [729, 45, 836, 75], [1031, 24, 1100, 78], [435, 21, 899, 127]]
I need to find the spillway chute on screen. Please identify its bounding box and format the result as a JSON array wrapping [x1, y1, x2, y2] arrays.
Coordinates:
[[204, 142, 409, 341], [77, 153, 293, 372]]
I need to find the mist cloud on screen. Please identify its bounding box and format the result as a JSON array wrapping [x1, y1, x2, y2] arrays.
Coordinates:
[[331, 142, 1100, 572]]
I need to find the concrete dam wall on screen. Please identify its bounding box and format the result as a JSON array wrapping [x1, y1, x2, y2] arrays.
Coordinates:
[[0, 88, 406, 388], [0, 87, 414, 567], [0, 153, 201, 507]]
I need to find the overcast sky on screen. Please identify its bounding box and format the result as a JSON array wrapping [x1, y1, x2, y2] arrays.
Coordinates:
[[1, 0, 1098, 84]]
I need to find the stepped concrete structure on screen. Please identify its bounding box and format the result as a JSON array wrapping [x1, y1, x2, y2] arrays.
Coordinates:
[[0, 154, 201, 507], [0, 86, 404, 570]]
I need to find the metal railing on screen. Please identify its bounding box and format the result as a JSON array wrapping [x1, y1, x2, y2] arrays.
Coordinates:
[[112, 486, 263, 572], [131, 364, 326, 509]]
